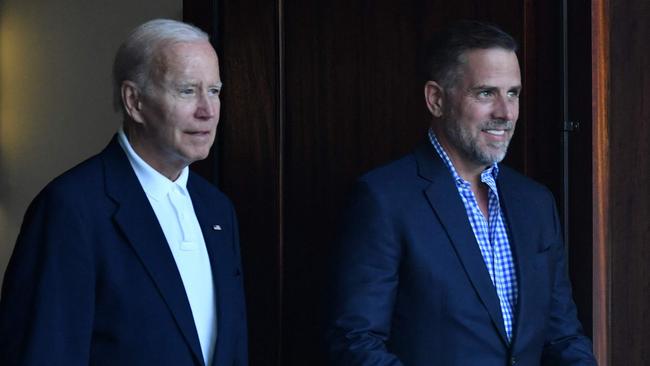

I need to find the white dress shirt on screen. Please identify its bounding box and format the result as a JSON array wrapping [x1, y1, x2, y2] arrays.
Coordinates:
[[118, 129, 217, 366]]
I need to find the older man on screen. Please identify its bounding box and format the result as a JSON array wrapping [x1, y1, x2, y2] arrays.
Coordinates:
[[0, 19, 247, 366], [327, 21, 596, 365]]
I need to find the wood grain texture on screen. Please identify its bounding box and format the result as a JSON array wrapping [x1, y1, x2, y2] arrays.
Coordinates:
[[608, 0, 650, 364], [282, 2, 426, 363], [592, 0, 610, 363], [219, 1, 284, 363]]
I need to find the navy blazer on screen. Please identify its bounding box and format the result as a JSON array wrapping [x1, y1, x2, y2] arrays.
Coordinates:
[[327, 142, 596, 366], [0, 137, 248, 366]]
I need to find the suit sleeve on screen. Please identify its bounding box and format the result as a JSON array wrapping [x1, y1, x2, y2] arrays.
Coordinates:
[[0, 187, 95, 365], [541, 191, 597, 365], [326, 181, 404, 366]]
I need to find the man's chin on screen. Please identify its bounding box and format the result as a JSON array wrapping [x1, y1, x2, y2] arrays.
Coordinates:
[[182, 149, 212, 166], [482, 145, 509, 163], [192, 152, 210, 163], [472, 150, 507, 166]]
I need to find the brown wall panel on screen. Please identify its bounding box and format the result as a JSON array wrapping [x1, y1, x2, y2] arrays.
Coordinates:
[[591, 0, 610, 362], [518, 0, 563, 193], [282, 3, 426, 363], [608, 0, 650, 363], [218, 2, 283, 363]]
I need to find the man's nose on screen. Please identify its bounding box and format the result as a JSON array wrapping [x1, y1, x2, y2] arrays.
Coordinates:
[[195, 92, 217, 119], [493, 95, 517, 121]]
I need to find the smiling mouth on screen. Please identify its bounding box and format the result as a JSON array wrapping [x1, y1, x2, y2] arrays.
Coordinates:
[[484, 129, 508, 136]]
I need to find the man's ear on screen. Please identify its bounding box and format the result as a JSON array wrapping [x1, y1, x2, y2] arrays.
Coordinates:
[[424, 81, 444, 118], [121, 81, 145, 124]]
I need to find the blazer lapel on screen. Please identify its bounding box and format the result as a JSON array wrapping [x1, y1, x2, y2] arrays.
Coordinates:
[[415, 143, 509, 344], [101, 137, 204, 365], [187, 176, 237, 366], [497, 169, 540, 348]]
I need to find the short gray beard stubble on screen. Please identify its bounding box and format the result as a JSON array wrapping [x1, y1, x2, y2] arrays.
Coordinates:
[[444, 118, 514, 166]]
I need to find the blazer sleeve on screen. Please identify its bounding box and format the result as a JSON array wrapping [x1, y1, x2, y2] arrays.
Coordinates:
[[541, 194, 597, 365], [326, 181, 405, 366], [0, 186, 95, 366]]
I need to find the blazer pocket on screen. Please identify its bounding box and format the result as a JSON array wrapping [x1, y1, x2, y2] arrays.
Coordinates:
[[533, 243, 553, 270]]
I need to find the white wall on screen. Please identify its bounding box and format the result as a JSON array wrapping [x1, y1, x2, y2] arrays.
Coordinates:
[[0, 0, 182, 289]]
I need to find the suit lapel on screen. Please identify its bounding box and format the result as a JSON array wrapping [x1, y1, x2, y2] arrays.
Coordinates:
[[187, 178, 233, 366], [415, 143, 509, 344], [102, 137, 204, 365], [497, 169, 539, 348]]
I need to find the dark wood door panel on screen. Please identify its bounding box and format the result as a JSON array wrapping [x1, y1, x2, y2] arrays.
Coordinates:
[[218, 1, 284, 364], [608, 0, 650, 364]]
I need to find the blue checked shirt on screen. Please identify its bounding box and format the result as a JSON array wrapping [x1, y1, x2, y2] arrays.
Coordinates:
[[428, 129, 518, 342]]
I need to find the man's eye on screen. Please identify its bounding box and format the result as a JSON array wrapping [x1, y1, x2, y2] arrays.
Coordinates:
[[477, 90, 491, 98], [180, 88, 195, 95], [507, 91, 520, 98], [208, 87, 221, 96]]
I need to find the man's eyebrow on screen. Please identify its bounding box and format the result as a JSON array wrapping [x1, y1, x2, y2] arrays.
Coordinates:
[[174, 81, 198, 88], [173, 81, 223, 88], [468, 85, 522, 92], [469, 85, 498, 92]]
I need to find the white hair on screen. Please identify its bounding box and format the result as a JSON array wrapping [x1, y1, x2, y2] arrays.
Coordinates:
[[112, 19, 209, 112]]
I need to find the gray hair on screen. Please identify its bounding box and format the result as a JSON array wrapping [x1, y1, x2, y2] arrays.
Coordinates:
[[421, 20, 518, 89], [112, 19, 209, 112]]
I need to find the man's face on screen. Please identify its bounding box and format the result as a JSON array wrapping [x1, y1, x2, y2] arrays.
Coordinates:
[[439, 48, 521, 172], [135, 40, 221, 176]]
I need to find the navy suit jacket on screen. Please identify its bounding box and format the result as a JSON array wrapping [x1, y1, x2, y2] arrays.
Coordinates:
[[0, 137, 248, 366], [328, 142, 596, 366]]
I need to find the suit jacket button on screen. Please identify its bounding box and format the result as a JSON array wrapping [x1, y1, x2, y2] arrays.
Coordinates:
[[510, 356, 516, 365]]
